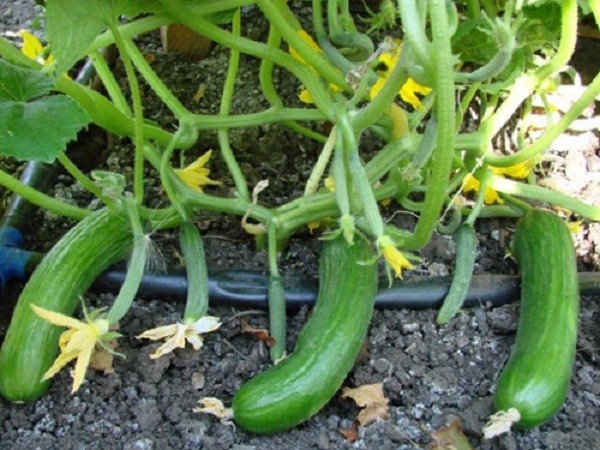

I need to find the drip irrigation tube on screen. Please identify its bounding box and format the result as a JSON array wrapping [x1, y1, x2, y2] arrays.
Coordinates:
[[91, 267, 600, 309]]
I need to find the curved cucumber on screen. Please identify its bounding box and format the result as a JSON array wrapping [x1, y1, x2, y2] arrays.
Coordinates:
[[494, 209, 579, 428], [0, 208, 133, 402], [232, 236, 378, 434]]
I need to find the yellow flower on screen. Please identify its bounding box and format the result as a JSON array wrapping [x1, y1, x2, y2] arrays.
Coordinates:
[[462, 159, 538, 205], [137, 316, 221, 359], [289, 30, 343, 104], [31, 304, 110, 393], [175, 150, 221, 193], [370, 40, 432, 109], [289, 29, 322, 65], [462, 174, 503, 204], [19, 30, 54, 66], [377, 235, 414, 278]]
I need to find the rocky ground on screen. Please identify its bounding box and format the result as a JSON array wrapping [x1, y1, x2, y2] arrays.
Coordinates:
[[1, 2, 599, 449]]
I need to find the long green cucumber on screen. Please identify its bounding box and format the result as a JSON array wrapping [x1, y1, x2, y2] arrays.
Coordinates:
[[232, 236, 378, 434], [0, 208, 133, 402], [494, 209, 579, 428]]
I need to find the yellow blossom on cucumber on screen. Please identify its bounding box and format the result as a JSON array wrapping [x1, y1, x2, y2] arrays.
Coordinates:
[[137, 316, 221, 359], [19, 30, 54, 66], [369, 40, 432, 109], [462, 158, 539, 205], [175, 150, 221, 193], [377, 235, 414, 278], [31, 304, 111, 393]]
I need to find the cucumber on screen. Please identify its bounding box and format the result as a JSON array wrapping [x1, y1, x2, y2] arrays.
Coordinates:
[[437, 223, 477, 324], [232, 236, 378, 434], [0, 208, 133, 402], [494, 209, 579, 428]]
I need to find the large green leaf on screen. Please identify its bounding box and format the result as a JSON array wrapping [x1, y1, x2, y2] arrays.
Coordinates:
[[0, 95, 90, 162], [0, 60, 53, 102], [46, 0, 115, 75]]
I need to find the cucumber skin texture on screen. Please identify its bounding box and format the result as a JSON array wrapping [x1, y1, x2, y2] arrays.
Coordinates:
[[437, 223, 477, 324], [0, 208, 132, 402], [232, 237, 378, 434], [494, 209, 579, 428]]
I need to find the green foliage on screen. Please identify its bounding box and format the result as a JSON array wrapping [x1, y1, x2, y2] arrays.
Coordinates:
[[0, 60, 90, 162]]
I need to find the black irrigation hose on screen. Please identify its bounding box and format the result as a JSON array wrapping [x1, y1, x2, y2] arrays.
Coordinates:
[[91, 267, 600, 310]]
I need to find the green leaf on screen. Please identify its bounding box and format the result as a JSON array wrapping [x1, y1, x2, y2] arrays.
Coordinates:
[[452, 17, 497, 65], [518, 1, 562, 54], [0, 95, 90, 162], [46, 0, 115, 75], [0, 60, 53, 102]]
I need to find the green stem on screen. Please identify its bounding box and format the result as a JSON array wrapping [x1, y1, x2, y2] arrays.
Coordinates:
[[121, 36, 192, 121], [267, 220, 286, 362], [256, 0, 348, 90], [304, 130, 336, 195], [485, 69, 600, 167], [218, 9, 250, 202], [158, 0, 336, 117], [489, 0, 577, 136], [403, 0, 456, 250], [397, 0, 432, 73], [489, 175, 600, 220], [106, 200, 147, 324], [57, 153, 114, 207], [0, 168, 89, 220], [89, 50, 131, 115], [87, 0, 254, 52], [159, 132, 190, 220], [109, 23, 146, 204]]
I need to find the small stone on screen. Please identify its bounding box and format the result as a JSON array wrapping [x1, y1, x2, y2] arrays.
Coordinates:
[[191, 372, 206, 390]]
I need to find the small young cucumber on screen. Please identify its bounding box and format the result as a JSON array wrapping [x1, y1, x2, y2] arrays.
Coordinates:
[[232, 236, 378, 434], [437, 223, 477, 324], [494, 209, 579, 428], [0, 208, 133, 402]]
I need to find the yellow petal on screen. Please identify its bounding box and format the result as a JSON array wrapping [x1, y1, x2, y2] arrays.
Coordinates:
[[41, 349, 79, 381], [185, 333, 204, 350], [31, 304, 86, 329], [19, 30, 43, 61], [399, 78, 431, 110], [378, 236, 414, 278], [189, 316, 221, 334], [71, 345, 95, 393], [298, 87, 315, 104], [289, 29, 322, 64], [137, 323, 179, 340]]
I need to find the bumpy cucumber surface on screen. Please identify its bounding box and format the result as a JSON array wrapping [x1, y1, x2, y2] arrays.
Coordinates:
[[494, 209, 579, 428], [0, 208, 133, 402], [232, 236, 378, 434]]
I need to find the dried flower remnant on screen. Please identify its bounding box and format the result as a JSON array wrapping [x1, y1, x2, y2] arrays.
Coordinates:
[[137, 316, 221, 359]]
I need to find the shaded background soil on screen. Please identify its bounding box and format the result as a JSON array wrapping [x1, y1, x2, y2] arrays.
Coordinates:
[[1, 2, 599, 449]]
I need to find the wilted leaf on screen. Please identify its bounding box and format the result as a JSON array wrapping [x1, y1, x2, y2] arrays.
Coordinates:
[[341, 382, 389, 427], [429, 418, 474, 450], [239, 319, 276, 347]]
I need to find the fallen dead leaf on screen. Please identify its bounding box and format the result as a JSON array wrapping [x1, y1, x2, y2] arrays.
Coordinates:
[[194, 397, 233, 421], [239, 318, 276, 347], [429, 417, 474, 450], [339, 424, 359, 442], [193, 83, 206, 103], [341, 382, 389, 427]]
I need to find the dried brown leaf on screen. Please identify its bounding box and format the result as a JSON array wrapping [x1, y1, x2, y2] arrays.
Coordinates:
[[341, 382, 389, 427], [429, 418, 474, 450], [239, 318, 276, 347], [339, 424, 359, 442]]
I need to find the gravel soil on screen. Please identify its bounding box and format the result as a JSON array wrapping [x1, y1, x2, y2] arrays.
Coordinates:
[[1, 2, 599, 449]]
